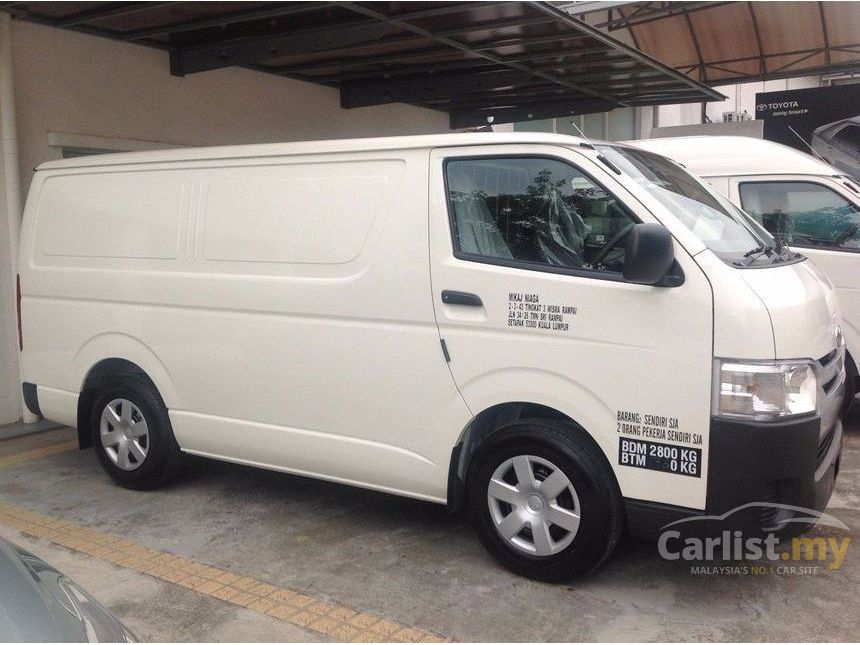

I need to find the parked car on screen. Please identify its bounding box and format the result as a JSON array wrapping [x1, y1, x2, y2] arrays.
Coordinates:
[[627, 135, 860, 416], [0, 536, 135, 642], [812, 116, 860, 179], [17, 133, 844, 581]]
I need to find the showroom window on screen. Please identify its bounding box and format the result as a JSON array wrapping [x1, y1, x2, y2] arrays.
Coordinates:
[[444, 157, 637, 274], [739, 181, 860, 250]]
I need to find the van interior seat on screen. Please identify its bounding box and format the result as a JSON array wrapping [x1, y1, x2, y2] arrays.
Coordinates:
[[534, 185, 588, 267], [447, 170, 513, 260]]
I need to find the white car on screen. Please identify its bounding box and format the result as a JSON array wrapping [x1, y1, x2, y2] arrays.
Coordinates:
[[17, 133, 845, 581], [627, 135, 860, 415], [812, 116, 860, 179]]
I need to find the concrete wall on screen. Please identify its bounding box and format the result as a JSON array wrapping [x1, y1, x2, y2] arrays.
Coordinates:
[[649, 119, 764, 139], [0, 20, 449, 426]]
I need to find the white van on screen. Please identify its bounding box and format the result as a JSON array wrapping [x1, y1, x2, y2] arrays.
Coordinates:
[[627, 136, 860, 415], [812, 116, 860, 179], [17, 133, 845, 581]]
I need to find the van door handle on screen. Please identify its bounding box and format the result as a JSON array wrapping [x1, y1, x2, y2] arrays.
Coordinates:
[[441, 290, 483, 307]]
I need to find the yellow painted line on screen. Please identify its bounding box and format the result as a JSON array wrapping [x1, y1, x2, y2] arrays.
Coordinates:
[[0, 440, 78, 469], [0, 499, 447, 643]]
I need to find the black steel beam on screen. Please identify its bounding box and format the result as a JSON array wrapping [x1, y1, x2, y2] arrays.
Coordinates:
[[341, 58, 672, 109], [122, 2, 333, 41], [55, 1, 175, 28], [747, 1, 765, 77], [337, 2, 622, 105], [343, 70, 541, 108], [316, 46, 628, 83], [274, 32, 596, 78], [2, 3, 171, 50], [819, 1, 831, 66], [528, 2, 724, 101], [593, 1, 732, 31], [170, 19, 398, 76], [450, 97, 617, 129]]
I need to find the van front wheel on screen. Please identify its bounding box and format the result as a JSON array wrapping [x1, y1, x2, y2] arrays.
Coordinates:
[[468, 421, 623, 582], [90, 377, 183, 490]]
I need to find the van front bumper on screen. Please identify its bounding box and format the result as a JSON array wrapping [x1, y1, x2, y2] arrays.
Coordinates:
[[626, 415, 843, 538], [705, 415, 842, 532]]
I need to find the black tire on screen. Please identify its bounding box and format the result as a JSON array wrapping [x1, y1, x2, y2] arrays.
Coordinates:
[[467, 419, 623, 582], [90, 376, 183, 490]]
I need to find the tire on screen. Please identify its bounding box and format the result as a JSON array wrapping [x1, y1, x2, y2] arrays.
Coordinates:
[[90, 376, 183, 490], [468, 419, 623, 582]]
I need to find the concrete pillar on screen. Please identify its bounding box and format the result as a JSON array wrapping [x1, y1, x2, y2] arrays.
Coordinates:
[[0, 14, 35, 425]]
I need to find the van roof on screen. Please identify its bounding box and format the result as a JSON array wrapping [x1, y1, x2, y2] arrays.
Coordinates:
[[623, 135, 840, 178], [36, 132, 594, 171]]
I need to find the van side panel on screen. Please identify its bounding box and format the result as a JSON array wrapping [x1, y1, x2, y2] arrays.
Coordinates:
[[20, 151, 471, 501]]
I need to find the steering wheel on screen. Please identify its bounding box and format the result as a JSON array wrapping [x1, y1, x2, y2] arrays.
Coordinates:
[[593, 222, 635, 267]]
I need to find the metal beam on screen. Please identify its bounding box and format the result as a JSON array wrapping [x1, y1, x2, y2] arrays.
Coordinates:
[[122, 2, 333, 41], [819, 1, 831, 66], [337, 1, 623, 106], [529, 2, 724, 101], [316, 47, 629, 83], [340, 52, 670, 108], [747, 2, 765, 77], [343, 70, 541, 108], [273, 31, 595, 77], [55, 2, 175, 28], [2, 3, 171, 50], [591, 1, 732, 30], [326, 56, 658, 86], [170, 19, 397, 76], [450, 98, 617, 129]]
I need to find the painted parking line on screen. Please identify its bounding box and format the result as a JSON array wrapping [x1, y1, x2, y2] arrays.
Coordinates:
[[0, 440, 78, 469], [0, 499, 446, 642]]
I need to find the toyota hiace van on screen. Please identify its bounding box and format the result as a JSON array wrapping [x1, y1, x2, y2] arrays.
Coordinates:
[[628, 136, 860, 415], [18, 133, 845, 580]]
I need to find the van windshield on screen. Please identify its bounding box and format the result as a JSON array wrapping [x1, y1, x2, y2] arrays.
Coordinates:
[[596, 144, 799, 267]]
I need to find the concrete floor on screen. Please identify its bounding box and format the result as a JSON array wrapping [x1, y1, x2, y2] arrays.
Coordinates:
[[0, 403, 858, 642]]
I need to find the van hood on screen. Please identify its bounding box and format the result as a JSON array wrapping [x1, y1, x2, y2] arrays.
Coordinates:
[[740, 259, 841, 361]]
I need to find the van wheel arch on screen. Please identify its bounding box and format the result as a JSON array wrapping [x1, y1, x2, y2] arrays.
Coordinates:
[[446, 402, 616, 513], [77, 359, 165, 449]]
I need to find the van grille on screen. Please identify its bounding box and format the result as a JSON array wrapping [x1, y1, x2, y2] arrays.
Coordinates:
[[817, 339, 845, 444]]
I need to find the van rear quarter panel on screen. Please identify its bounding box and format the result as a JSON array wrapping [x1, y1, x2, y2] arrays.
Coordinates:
[[20, 150, 470, 501]]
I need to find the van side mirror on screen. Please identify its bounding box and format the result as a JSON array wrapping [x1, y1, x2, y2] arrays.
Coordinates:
[[623, 223, 677, 286]]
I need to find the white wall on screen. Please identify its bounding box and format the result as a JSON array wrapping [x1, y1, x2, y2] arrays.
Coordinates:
[[0, 21, 449, 426], [635, 76, 824, 139], [704, 76, 821, 123]]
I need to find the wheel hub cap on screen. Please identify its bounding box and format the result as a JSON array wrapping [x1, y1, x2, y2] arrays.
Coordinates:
[[487, 454, 581, 557], [100, 398, 149, 472], [527, 494, 544, 512]]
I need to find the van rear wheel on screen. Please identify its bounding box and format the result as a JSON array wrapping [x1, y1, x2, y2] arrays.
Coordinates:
[[468, 420, 623, 582], [90, 377, 183, 490]]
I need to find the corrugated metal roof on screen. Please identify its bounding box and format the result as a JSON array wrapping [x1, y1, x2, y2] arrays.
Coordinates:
[[574, 1, 860, 85]]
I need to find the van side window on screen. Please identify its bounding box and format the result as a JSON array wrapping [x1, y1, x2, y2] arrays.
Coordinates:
[[739, 181, 860, 250], [445, 157, 637, 274]]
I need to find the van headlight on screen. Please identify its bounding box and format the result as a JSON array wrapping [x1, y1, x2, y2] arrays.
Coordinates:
[[713, 359, 818, 421]]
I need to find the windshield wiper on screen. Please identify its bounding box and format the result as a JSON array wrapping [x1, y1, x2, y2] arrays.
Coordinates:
[[734, 244, 774, 267]]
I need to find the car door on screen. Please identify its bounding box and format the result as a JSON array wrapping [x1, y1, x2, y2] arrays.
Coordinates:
[[428, 145, 713, 511], [731, 175, 860, 363]]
